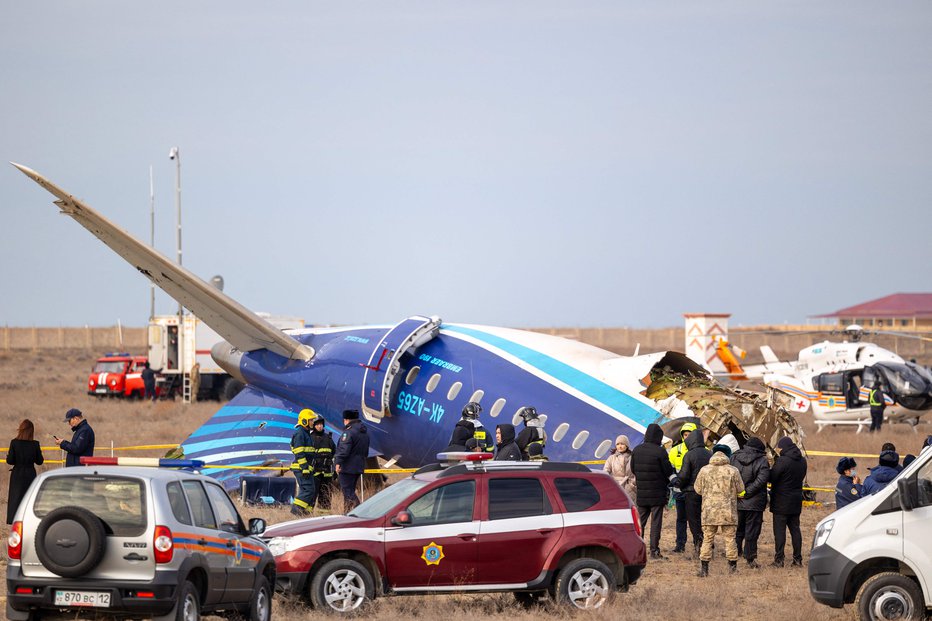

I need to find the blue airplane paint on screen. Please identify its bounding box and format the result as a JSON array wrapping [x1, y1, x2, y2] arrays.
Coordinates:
[[181, 322, 675, 489]]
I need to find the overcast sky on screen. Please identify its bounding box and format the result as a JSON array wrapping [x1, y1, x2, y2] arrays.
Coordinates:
[[2, 2, 930, 330]]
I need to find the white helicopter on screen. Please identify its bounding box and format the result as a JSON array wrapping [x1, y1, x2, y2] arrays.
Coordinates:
[[735, 325, 932, 431]]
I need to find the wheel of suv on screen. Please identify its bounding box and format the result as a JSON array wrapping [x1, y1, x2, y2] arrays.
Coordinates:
[[172, 581, 201, 621], [34, 506, 106, 578], [247, 576, 272, 621], [855, 572, 924, 621], [554, 558, 615, 610], [309, 558, 374, 613]]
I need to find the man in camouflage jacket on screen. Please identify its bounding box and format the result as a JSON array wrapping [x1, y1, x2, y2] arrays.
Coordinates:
[[694, 444, 745, 576]]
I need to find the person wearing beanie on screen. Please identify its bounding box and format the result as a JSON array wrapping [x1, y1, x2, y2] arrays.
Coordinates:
[[718, 433, 740, 456], [834, 456, 863, 509], [465, 438, 481, 453], [667, 421, 697, 554], [731, 436, 770, 568], [863, 450, 900, 495], [55, 408, 95, 468], [694, 441, 745, 576], [903, 454, 917, 469], [604, 434, 637, 504], [334, 409, 369, 512], [769, 436, 807, 567], [631, 423, 676, 559], [676, 427, 711, 555]]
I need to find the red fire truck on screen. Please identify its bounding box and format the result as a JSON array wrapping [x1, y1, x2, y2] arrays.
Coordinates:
[[86, 353, 149, 398]]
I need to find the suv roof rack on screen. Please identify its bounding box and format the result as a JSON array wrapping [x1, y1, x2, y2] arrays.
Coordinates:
[[435, 460, 591, 478]]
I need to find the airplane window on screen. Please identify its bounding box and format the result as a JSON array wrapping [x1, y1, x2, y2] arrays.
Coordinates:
[[468, 389, 484, 403], [512, 410, 524, 426], [553, 423, 570, 442], [447, 381, 463, 400], [405, 366, 420, 386], [572, 430, 589, 450], [539, 414, 548, 425], [426, 373, 441, 393], [594, 439, 612, 458], [490, 398, 506, 418]]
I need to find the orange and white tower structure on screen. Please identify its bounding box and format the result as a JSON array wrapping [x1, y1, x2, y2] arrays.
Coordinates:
[[683, 313, 731, 375]]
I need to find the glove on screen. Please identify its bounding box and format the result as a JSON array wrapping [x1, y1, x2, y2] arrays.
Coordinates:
[[670, 477, 682, 495], [738, 490, 746, 498]]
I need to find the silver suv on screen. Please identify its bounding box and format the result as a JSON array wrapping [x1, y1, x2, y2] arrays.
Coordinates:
[[6, 465, 275, 621]]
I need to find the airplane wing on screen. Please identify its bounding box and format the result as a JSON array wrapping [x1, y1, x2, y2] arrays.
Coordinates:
[[12, 163, 314, 361]]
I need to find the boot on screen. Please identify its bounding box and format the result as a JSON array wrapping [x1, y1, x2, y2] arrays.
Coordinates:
[[697, 560, 709, 577], [747, 558, 761, 569], [729, 560, 738, 574]]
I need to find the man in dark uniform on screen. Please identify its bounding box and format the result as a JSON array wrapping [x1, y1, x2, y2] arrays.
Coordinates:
[[308, 415, 336, 510], [334, 409, 369, 513], [869, 383, 887, 433], [141, 362, 158, 401], [464, 402, 494, 452], [290, 409, 317, 516], [55, 408, 95, 467]]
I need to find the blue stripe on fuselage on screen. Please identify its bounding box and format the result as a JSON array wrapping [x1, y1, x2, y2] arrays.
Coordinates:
[[442, 325, 657, 428]]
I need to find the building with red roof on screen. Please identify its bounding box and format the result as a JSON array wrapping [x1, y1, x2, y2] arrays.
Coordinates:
[[815, 293, 932, 330]]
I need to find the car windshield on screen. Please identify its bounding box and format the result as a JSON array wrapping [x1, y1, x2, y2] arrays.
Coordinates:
[[348, 477, 429, 520], [34, 474, 147, 537], [93, 361, 126, 373]]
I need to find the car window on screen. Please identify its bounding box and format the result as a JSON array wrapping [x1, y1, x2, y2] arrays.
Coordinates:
[[167, 481, 192, 525], [916, 460, 932, 508], [33, 475, 147, 536], [350, 478, 430, 519], [406, 481, 475, 525], [488, 478, 551, 520], [555, 477, 601, 512], [182, 480, 217, 529], [205, 483, 245, 533]]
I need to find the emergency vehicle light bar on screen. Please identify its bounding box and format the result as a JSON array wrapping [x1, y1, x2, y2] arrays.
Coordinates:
[[80, 457, 205, 469], [435, 452, 494, 462]]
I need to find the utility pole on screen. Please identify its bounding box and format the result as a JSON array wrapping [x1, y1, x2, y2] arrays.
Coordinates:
[[169, 147, 186, 401], [149, 165, 155, 320]]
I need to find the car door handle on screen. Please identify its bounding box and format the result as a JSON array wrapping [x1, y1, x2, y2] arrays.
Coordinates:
[[198, 538, 208, 546], [457, 533, 477, 540], [536, 528, 554, 535], [123, 553, 148, 561], [226, 540, 236, 548]]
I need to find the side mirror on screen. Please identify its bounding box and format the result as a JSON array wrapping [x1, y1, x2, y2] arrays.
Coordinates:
[[898, 478, 914, 512], [391, 510, 412, 526], [249, 517, 267, 535]]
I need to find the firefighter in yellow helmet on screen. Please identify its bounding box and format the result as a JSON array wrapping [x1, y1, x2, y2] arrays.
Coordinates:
[[290, 408, 318, 516]]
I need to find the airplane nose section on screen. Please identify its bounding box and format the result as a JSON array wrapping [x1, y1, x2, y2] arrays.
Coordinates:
[[211, 340, 245, 382]]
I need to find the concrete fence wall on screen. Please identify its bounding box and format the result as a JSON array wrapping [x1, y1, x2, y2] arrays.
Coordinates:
[[1, 326, 147, 352], [3, 325, 929, 365]]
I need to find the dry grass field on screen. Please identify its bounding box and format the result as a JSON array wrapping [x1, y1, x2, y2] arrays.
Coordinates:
[[2, 348, 928, 620]]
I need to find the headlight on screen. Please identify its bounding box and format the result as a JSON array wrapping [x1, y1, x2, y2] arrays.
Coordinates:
[[267, 538, 285, 557], [813, 518, 834, 548]]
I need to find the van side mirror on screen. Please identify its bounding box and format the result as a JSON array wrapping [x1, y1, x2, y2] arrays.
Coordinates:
[[249, 517, 267, 535], [391, 510, 412, 526], [898, 478, 914, 511]]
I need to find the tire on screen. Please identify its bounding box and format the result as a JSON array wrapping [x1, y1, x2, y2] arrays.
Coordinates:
[[309, 558, 374, 614], [247, 576, 272, 621], [554, 558, 615, 610], [175, 581, 201, 621], [222, 378, 244, 402], [855, 572, 925, 621], [34, 506, 106, 578]]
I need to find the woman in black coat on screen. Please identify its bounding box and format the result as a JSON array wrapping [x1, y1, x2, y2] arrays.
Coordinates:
[[7, 419, 44, 524], [631, 423, 675, 558]]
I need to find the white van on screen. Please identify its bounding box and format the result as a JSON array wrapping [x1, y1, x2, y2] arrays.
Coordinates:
[[809, 448, 932, 621]]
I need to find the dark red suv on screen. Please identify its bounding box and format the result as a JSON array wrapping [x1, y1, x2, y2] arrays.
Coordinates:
[[264, 456, 645, 612]]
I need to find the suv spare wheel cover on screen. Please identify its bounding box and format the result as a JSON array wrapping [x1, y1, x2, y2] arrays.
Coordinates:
[[35, 506, 107, 578]]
